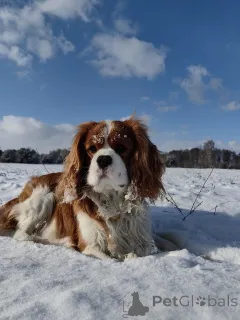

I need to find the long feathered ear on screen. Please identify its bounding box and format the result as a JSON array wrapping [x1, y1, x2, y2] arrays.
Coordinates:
[[56, 121, 97, 201], [124, 117, 165, 201]]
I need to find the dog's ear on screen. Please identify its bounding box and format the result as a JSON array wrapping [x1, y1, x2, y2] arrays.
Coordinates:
[[56, 121, 97, 201], [124, 117, 165, 201]]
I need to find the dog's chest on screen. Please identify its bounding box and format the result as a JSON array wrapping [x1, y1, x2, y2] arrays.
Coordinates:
[[76, 195, 151, 257], [106, 215, 149, 256], [76, 211, 138, 254]]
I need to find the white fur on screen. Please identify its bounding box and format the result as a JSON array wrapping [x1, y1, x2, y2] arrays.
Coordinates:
[[10, 186, 54, 236], [62, 187, 77, 203], [10, 186, 71, 248], [124, 252, 138, 260], [11, 198, 72, 247], [13, 229, 41, 242], [77, 211, 112, 259], [77, 211, 107, 251], [105, 202, 158, 259], [104, 120, 112, 139], [87, 148, 128, 193], [87, 121, 129, 194], [41, 218, 57, 242], [14, 228, 72, 247], [81, 190, 159, 260]]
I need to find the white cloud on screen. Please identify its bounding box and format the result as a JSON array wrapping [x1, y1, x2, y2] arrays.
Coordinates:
[[140, 96, 150, 101], [0, 6, 49, 46], [153, 136, 240, 153], [0, 116, 76, 152], [209, 77, 222, 90], [139, 114, 152, 125], [89, 33, 166, 79], [0, 30, 23, 45], [8, 46, 32, 67], [222, 101, 240, 111], [114, 18, 138, 35], [120, 114, 152, 126], [154, 138, 205, 152], [0, 0, 96, 68], [0, 44, 32, 67], [179, 65, 208, 104], [178, 65, 222, 104], [15, 69, 31, 79], [27, 38, 55, 61], [215, 140, 240, 153], [120, 116, 130, 121], [228, 140, 240, 152], [157, 106, 177, 112], [38, 0, 98, 21], [57, 35, 75, 54]]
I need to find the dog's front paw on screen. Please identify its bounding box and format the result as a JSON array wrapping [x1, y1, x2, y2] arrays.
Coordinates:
[[124, 252, 138, 260], [149, 240, 160, 255]]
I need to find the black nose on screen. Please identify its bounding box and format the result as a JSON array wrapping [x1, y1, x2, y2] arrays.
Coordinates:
[[97, 155, 112, 169]]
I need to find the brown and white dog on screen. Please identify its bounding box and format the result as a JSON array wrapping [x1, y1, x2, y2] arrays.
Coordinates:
[[0, 117, 176, 260]]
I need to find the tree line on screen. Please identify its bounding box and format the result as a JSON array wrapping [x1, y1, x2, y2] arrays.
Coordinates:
[[0, 140, 239, 169], [163, 140, 240, 169], [0, 148, 70, 164]]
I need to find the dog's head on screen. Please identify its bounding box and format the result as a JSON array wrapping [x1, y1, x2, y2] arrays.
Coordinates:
[[58, 117, 165, 202]]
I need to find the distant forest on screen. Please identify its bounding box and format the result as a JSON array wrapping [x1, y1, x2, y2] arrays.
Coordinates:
[[0, 140, 240, 169], [0, 148, 69, 165], [163, 140, 240, 169]]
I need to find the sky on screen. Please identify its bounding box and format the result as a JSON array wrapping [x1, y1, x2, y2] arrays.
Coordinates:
[[0, 0, 240, 153]]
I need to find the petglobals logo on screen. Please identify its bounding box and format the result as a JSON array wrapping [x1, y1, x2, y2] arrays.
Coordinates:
[[121, 292, 149, 318], [120, 292, 238, 318], [153, 294, 238, 308]]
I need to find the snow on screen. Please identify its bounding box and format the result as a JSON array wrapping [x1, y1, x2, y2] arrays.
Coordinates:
[[1, 164, 240, 319]]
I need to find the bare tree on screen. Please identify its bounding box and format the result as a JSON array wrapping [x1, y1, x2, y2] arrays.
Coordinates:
[[202, 140, 215, 168]]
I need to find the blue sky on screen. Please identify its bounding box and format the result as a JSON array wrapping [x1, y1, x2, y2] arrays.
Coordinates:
[[0, 0, 240, 152]]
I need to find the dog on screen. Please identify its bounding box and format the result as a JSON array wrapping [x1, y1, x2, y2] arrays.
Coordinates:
[[0, 117, 177, 260], [128, 292, 149, 316]]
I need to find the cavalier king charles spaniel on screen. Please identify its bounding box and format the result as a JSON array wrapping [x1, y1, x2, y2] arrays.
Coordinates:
[[0, 117, 177, 260]]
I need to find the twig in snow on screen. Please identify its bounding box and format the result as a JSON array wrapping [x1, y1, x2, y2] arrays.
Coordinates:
[[209, 200, 239, 215], [164, 191, 184, 217], [42, 162, 49, 174], [192, 200, 203, 212], [35, 148, 49, 174], [183, 167, 214, 220]]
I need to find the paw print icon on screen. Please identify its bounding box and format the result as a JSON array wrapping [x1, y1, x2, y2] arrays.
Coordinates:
[[196, 296, 206, 307]]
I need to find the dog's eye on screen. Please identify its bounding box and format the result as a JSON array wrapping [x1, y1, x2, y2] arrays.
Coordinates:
[[115, 144, 126, 154], [89, 145, 97, 153]]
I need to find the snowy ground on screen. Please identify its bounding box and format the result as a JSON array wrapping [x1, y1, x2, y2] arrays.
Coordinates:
[[0, 164, 240, 320]]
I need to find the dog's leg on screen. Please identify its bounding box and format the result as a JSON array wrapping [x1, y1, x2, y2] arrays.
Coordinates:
[[149, 239, 160, 254], [13, 229, 50, 243], [76, 211, 113, 260], [10, 186, 54, 241], [124, 252, 138, 260], [13, 229, 73, 249]]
